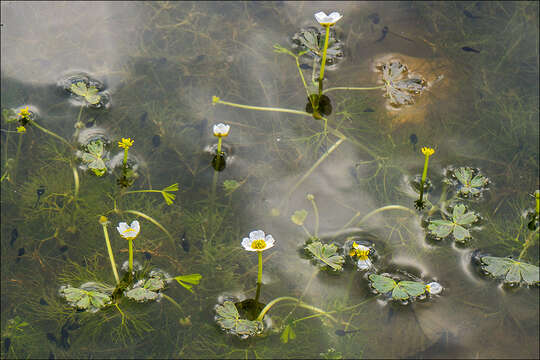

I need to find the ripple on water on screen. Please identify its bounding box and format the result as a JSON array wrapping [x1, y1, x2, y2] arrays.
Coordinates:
[[58, 72, 111, 109]]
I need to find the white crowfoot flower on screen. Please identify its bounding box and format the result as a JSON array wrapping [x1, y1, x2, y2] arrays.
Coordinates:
[[213, 123, 231, 137], [117, 220, 140, 240], [314, 11, 343, 26], [241, 230, 275, 251]]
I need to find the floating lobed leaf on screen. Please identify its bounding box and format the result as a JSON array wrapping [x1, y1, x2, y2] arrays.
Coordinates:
[[60, 283, 111, 311], [428, 204, 477, 242], [427, 220, 454, 239], [280, 324, 296, 344], [291, 27, 343, 64], [480, 256, 539, 286], [125, 287, 159, 302], [369, 275, 427, 300], [69, 81, 101, 105], [215, 301, 264, 338], [305, 241, 345, 271], [368, 274, 396, 294], [291, 209, 308, 226], [378, 60, 426, 106]]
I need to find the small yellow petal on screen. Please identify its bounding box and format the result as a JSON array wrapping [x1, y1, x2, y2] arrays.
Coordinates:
[[16, 126, 26, 133], [421, 147, 435, 156]]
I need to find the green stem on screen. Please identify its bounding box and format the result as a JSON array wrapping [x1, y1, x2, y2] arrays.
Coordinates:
[[217, 137, 223, 154], [310, 197, 320, 238], [301, 224, 314, 239], [354, 205, 417, 228], [71, 163, 80, 199], [255, 282, 262, 303], [322, 85, 385, 94], [421, 155, 430, 184], [257, 251, 263, 286], [287, 137, 345, 198], [30, 120, 74, 150], [518, 228, 539, 261], [318, 25, 331, 89], [215, 99, 311, 117], [13, 132, 23, 183], [256, 296, 337, 323], [123, 148, 129, 168], [128, 239, 133, 273], [101, 223, 120, 285], [295, 56, 311, 98], [123, 189, 163, 195], [535, 190, 539, 216], [161, 293, 183, 313]]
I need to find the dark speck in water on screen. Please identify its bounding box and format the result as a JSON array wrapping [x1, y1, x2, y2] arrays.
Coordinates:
[[462, 46, 481, 53], [140, 111, 148, 124], [10, 228, 18, 247], [40, 298, 49, 306], [48, 351, 55, 360], [4, 337, 11, 353], [463, 10, 481, 19], [179, 231, 190, 252], [363, 108, 375, 113], [46, 333, 57, 345], [144, 251, 152, 260], [152, 134, 161, 148], [367, 13, 380, 24], [409, 133, 418, 151], [335, 329, 346, 336], [299, 63, 312, 70], [59, 245, 68, 253], [16, 247, 25, 263], [376, 26, 388, 42], [194, 54, 206, 63], [85, 120, 95, 128]]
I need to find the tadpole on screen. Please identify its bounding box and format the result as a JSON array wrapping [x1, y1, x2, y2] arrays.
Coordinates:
[[34, 185, 46, 208]]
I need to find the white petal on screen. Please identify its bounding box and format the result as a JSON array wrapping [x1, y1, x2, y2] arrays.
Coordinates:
[[241, 237, 252, 250], [328, 12, 343, 23], [357, 244, 370, 252], [314, 11, 328, 23], [265, 235, 275, 248], [427, 282, 443, 295], [117, 222, 128, 234], [249, 230, 265, 240], [131, 220, 140, 234], [357, 258, 372, 270]]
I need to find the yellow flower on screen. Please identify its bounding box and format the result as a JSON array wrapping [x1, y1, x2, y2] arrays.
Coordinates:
[[16, 126, 26, 133], [118, 137, 134, 149], [212, 96, 220, 104], [421, 147, 435, 156], [18, 106, 30, 119]]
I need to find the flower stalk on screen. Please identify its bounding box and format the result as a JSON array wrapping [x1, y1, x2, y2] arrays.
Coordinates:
[[100, 216, 120, 285], [416, 147, 435, 210]]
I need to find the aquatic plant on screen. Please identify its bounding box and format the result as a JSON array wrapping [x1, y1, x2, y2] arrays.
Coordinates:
[[526, 190, 539, 231], [215, 301, 264, 338], [213, 123, 230, 155], [305, 241, 345, 271], [59, 282, 113, 312], [117, 220, 140, 274], [479, 256, 539, 286], [241, 230, 275, 287], [415, 146, 435, 210], [80, 139, 108, 176], [428, 203, 478, 242], [348, 242, 374, 271], [122, 183, 179, 205], [100, 216, 120, 284], [69, 82, 101, 105], [444, 166, 490, 198], [377, 60, 426, 107], [368, 274, 442, 301]]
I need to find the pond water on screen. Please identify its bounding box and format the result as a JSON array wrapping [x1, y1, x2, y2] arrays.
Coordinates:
[[1, 1, 538, 359]]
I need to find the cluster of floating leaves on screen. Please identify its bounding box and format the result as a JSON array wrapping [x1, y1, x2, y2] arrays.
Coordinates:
[[376, 60, 426, 107], [291, 27, 343, 66], [124, 271, 167, 302], [444, 166, 490, 198], [428, 203, 479, 242], [214, 301, 264, 339], [305, 241, 345, 271], [368, 274, 441, 302], [479, 256, 539, 286], [59, 282, 113, 313], [61, 74, 110, 108], [79, 139, 109, 176]]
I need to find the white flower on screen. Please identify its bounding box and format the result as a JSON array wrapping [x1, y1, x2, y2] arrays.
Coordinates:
[[314, 11, 343, 26], [213, 123, 230, 137], [426, 282, 442, 295], [241, 230, 275, 252], [117, 220, 140, 240]]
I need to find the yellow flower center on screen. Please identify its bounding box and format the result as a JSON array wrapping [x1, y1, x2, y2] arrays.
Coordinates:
[[251, 239, 267, 250], [426, 284, 431, 292]]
